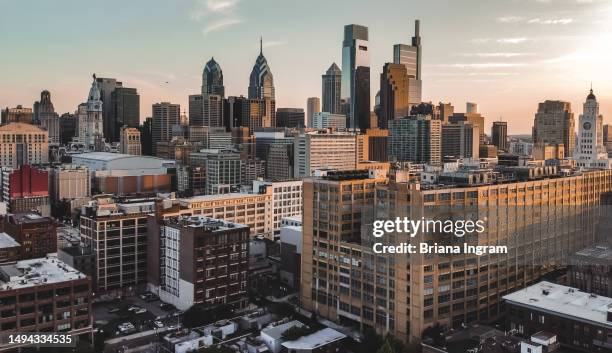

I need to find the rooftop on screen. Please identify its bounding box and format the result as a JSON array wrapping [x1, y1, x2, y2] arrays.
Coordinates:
[[503, 281, 612, 328], [261, 320, 304, 340], [0, 122, 46, 133], [167, 215, 248, 231], [573, 244, 612, 261], [180, 192, 263, 203], [0, 255, 87, 290], [282, 328, 346, 350], [0, 232, 19, 249], [72, 151, 170, 163]]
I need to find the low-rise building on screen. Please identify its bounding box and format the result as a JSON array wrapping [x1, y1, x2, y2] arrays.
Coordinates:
[[280, 328, 346, 353], [569, 244, 612, 297], [253, 180, 302, 238], [0, 232, 20, 263], [4, 213, 57, 260]]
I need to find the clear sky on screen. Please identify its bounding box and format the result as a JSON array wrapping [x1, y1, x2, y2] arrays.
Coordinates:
[[1, 0, 611, 134]]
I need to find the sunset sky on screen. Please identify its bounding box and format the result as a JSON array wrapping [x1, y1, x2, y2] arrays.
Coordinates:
[[1, 0, 611, 134]]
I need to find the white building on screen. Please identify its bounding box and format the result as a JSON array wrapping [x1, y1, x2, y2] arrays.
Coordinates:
[[253, 180, 302, 238], [312, 112, 346, 129], [71, 152, 171, 177], [294, 131, 357, 177], [573, 89, 612, 169], [77, 75, 104, 150], [0, 123, 49, 168], [260, 320, 305, 353], [49, 165, 90, 203]]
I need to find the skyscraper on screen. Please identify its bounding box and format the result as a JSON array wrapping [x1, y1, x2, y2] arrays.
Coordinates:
[[95, 77, 121, 141], [36, 90, 60, 145], [110, 87, 140, 139], [491, 121, 508, 151], [78, 74, 104, 150], [151, 102, 180, 156], [306, 97, 320, 127], [322, 63, 342, 115], [248, 38, 275, 100], [342, 24, 370, 131], [201, 57, 225, 127], [441, 121, 479, 159], [277, 108, 305, 128], [574, 89, 612, 169], [388, 115, 441, 165], [533, 100, 575, 158], [120, 126, 141, 155], [392, 20, 423, 107], [379, 63, 410, 129]]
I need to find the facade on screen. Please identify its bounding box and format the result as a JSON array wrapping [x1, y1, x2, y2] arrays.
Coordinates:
[[1, 105, 33, 124], [187, 126, 231, 148], [59, 113, 78, 145], [312, 112, 347, 129], [392, 20, 423, 107], [190, 148, 242, 195], [119, 126, 141, 155], [533, 100, 575, 158], [267, 143, 294, 181], [388, 115, 442, 165], [77, 75, 104, 150], [491, 121, 508, 152], [294, 131, 358, 177], [253, 179, 302, 237], [504, 281, 612, 352], [277, 108, 305, 128], [573, 89, 612, 169], [441, 122, 479, 159], [342, 24, 370, 131], [379, 63, 410, 129], [449, 112, 485, 146], [79, 198, 152, 293], [36, 90, 60, 145], [4, 213, 57, 260], [0, 232, 21, 263], [200, 57, 225, 127], [147, 216, 249, 310], [322, 63, 342, 116], [49, 165, 90, 203], [301, 168, 612, 343], [306, 97, 321, 128], [0, 255, 92, 340], [249, 40, 275, 100], [0, 123, 48, 168], [569, 244, 612, 297], [152, 102, 181, 156], [95, 77, 121, 142], [110, 87, 140, 142], [1, 165, 50, 216]]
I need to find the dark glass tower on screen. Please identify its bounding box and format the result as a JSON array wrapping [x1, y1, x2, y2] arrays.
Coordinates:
[[248, 38, 275, 100], [322, 63, 342, 114], [341, 24, 370, 131]]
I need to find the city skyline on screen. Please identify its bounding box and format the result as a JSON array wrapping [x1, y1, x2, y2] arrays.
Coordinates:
[[1, 0, 612, 134]]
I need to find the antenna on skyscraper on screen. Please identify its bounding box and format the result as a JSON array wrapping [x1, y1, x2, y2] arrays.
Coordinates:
[[260, 36, 263, 54]]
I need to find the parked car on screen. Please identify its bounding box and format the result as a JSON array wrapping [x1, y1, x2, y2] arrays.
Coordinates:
[[134, 308, 147, 314], [108, 307, 120, 313], [117, 322, 135, 334], [127, 305, 141, 312], [153, 320, 164, 328]]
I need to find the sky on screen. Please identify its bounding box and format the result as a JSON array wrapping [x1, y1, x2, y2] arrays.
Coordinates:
[[1, 0, 611, 134]]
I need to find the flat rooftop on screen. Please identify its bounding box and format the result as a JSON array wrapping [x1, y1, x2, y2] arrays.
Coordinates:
[[261, 320, 304, 340], [573, 244, 612, 261], [167, 215, 248, 231], [180, 192, 262, 203], [281, 328, 346, 350], [503, 281, 612, 328], [0, 255, 87, 290], [0, 232, 19, 249]]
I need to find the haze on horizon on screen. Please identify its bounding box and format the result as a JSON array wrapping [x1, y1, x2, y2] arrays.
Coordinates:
[[1, 0, 611, 134]]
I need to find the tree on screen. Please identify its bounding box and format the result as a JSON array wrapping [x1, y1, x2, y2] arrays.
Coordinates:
[[281, 325, 316, 341], [376, 339, 396, 353]]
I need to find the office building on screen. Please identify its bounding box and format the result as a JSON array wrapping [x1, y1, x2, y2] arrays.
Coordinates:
[[188, 94, 203, 127], [59, 113, 78, 145], [1, 165, 50, 216], [573, 89, 612, 169], [187, 126, 231, 148], [277, 108, 305, 128], [80, 198, 153, 293], [266, 143, 294, 181], [189, 148, 242, 195], [253, 179, 302, 237], [294, 131, 358, 177], [532, 143, 565, 160], [36, 90, 60, 145], [152, 102, 181, 156], [379, 63, 410, 129], [441, 122, 479, 159], [49, 165, 90, 203], [1, 105, 33, 124], [147, 216, 249, 310], [466, 102, 478, 114], [392, 20, 423, 107], [223, 96, 247, 130], [77, 75, 104, 150], [438, 102, 454, 123], [533, 100, 575, 157], [119, 126, 141, 155], [491, 121, 508, 151], [95, 76, 121, 142], [109, 87, 140, 142], [361, 128, 389, 162], [322, 63, 342, 115], [342, 24, 370, 130], [4, 213, 56, 260], [388, 115, 441, 165], [604, 124, 612, 153], [241, 158, 265, 187], [312, 112, 347, 129], [249, 39, 275, 100], [0, 123, 48, 168], [0, 232, 21, 263], [195, 57, 225, 127], [302, 167, 612, 343], [504, 281, 612, 352], [449, 112, 485, 146], [569, 244, 612, 297], [306, 97, 320, 128], [156, 137, 202, 164], [0, 255, 91, 339]]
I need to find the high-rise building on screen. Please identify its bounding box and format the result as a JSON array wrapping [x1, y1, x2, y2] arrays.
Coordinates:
[[4, 213, 57, 260], [277, 108, 305, 128], [119, 126, 142, 155], [392, 20, 423, 107], [146, 216, 249, 310], [604, 124, 612, 153], [110, 87, 140, 141], [249, 39, 275, 100], [533, 100, 575, 158], [36, 90, 60, 145], [388, 115, 441, 165], [200, 57, 225, 127], [438, 102, 454, 123], [49, 165, 90, 204], [223, 96, 248, 130], [379, 63, 410, 129], [188, 94, 203, 126], [306, 97, 321, 128], [139, 117, 153, 156], [253, 180, 302, 238], [449, 112, 485, 146], [1, 165, 50, 216], [441, 122, 480, 159], [188, 148, 242, 195], [573, 89, 612, 169], [266, 143, 294, 181], [187, 126, 231, 148], [342, 24, 370, 130], [363, 128, 389, 162], [1, 105, 33, 124], [322, 63, 342, 115], [466, 102, 478, 114], [0, 123, 48, 168], [294, 131, 357, 177], [95, 77, 121, 142], [59, 113, 78, 145], [78, 75, 104, 150], [312, 112, 347, 129], [152, 102, 181, 156], [491, 121, 508, 151]]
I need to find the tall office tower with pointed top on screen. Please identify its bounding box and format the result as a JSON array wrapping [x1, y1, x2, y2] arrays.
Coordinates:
[[248, 38, 276, 127], [322, 63, 342, 115], [392, 20, 423, 107], [198, 57, 225, 127], [78, 75, 104, 150], [342, 24, 370, 131], [36, 90, 60, 145]]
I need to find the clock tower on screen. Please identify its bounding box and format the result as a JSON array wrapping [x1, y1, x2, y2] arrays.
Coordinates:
[[574, 88, 611, 169]]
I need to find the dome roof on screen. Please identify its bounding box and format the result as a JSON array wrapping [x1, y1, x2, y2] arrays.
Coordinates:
[[88, 74, 101, 102], [204, 57, 222, 75], [587, 88, 596, 100], [202, 57, 224, 96]]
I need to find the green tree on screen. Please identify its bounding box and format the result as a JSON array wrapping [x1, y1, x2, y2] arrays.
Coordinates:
[[376, 339, 397, 353]]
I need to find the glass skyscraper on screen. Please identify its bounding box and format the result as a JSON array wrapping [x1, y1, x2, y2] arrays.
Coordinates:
[[341, 24, 370, 131], [392, 20, 422, 107]]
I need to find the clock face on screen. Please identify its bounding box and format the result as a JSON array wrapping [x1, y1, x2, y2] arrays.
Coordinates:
[[583, 122, 592, 130]]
